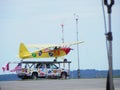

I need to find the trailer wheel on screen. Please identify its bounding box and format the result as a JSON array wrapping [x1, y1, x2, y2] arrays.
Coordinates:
[[32, 73, 38, 80], [21, 77, 27, 80]]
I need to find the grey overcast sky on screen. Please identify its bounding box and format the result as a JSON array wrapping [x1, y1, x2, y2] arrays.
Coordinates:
[[0, 0, 120, 74]]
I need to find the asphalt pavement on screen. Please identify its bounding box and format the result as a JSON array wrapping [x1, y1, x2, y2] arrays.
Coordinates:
[[0, 78, 120, 90]]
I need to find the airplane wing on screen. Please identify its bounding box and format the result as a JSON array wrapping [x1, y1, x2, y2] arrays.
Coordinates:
[[27, 44, 58, 49], [26, 41, 84, 49], [59, 41, 84, 47]]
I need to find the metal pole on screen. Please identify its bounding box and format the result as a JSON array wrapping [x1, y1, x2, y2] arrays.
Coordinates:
[[75, 16, 80, 78], [68, 62, 71, 79], [61, 24, 64, 43], [104, 0, 114, 90], [108, 13, 114, 90], [61, 24, 65, 68]]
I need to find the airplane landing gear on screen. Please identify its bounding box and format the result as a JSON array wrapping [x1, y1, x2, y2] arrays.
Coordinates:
[[53, 57, 57, 62], [53, 59, 57, 62], [64, 59, 67, 62], [53, 58, 67, 62]]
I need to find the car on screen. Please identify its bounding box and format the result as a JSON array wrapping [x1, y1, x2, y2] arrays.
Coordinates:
[[16, 62, 70, 79]]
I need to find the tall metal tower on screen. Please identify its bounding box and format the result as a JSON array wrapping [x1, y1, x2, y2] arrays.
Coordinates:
[[75, 14, 80, 78]]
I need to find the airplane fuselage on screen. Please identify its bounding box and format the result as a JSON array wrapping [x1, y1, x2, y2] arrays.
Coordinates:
[[30, 47, 71, 58], [20, 46, 71, 59]]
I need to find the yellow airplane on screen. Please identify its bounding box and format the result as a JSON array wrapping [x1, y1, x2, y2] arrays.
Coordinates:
[[19, 41, 84, 61]]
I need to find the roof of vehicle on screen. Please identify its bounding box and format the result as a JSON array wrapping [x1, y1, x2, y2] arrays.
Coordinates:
[[21, 61, 71, 64]]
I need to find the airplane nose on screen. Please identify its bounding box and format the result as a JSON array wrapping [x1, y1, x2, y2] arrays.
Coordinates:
[[64, 47, 71, 54]]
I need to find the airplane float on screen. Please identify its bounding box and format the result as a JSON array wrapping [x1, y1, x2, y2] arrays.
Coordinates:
[[19, 41, 84, 61]]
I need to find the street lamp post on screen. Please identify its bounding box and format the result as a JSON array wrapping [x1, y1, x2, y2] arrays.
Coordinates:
[[75, 15, 80, 78], [104, 0, 114, 90]]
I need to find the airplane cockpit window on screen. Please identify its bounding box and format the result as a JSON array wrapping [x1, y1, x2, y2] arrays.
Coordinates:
[[49, 47, 54, 50], [54, 46, 61, 50]]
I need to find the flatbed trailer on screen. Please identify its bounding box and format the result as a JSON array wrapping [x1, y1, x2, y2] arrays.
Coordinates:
[[21, 61, 71, 68]]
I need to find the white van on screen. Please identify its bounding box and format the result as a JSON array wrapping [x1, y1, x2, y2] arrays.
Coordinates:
[[16, 61, 70, 79]]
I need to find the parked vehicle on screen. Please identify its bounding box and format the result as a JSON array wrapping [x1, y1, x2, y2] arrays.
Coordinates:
[[16, 62, 70, 79]]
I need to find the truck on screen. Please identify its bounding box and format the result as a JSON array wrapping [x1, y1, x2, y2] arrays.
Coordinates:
[[16, 61, 71, 79]]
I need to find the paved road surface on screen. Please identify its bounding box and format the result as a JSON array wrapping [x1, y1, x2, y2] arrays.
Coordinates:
[[0, 78, 120, 90]]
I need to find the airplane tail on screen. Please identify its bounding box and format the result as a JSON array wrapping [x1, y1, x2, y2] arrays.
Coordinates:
[[19, 43, 31, 59]]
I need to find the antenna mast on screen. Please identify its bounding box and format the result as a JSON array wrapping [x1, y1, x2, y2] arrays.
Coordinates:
[[61, 24, 64, 43]]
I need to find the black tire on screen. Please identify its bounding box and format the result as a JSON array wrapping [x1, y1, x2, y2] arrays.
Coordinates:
[[32, 73, 38, 80], [18, 75, 27, 80], [20, 76, 30, 80], [61, 72, 67, 79], [21, 77, 27, 80]]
